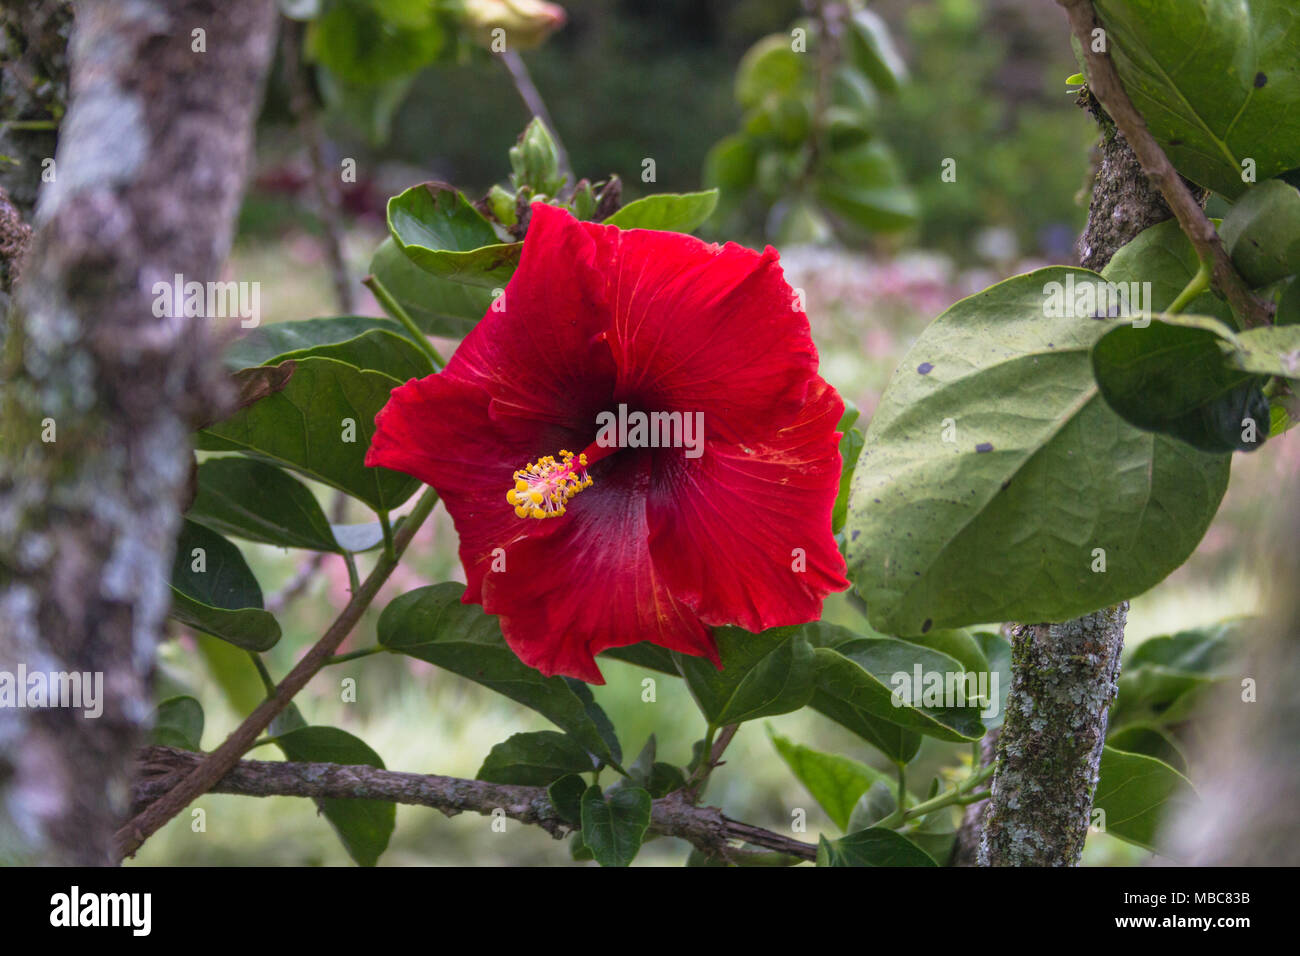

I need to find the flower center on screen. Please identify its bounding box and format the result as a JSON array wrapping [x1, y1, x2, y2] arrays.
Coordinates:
[[506, 449, 593, 519]]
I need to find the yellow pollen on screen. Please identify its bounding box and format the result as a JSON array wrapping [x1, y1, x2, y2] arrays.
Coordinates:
[[506, 449, 593, 519]]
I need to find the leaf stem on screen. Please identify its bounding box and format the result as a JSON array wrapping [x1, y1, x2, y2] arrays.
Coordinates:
[[247, 652, 276, 697], [324, 646, 388, 666], [342, 549, 360, 594], [363, 273, 446, 369], [378, 509, 396, 564], [1166, 257, 1212, 315]]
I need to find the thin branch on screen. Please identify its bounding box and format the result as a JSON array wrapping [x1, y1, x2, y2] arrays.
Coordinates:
[[1058, 0, 1272, 328], [498, 49, 571, 182], [282, 17, 355, 313], [115, 488, 441, 860], [131, 746, 819, 863]]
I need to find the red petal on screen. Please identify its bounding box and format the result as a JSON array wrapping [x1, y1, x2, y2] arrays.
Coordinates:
[[646, 376, 850, 631], [481, 452, 716, 683], [586, 223, 819, 444], [366, 373, 561, 601], [447, 202, 616, 432]]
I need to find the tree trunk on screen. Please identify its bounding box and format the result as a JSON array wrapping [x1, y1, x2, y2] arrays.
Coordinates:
[[975, 97, 1175, 866], [0, 0, 275, 865]]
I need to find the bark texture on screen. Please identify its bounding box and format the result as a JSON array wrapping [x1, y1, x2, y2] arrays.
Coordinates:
[[0, 0, 275, 865], [980, 606, 1127, 865]]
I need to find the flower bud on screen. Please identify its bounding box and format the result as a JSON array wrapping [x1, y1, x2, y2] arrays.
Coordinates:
[[460, 0, 566, 51], [509, 118, 565, 195]]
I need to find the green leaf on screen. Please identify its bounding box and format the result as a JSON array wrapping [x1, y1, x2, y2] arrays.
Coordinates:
[[151, 696, 204, 751], [1101, 219, 1232, 325], [189, 458, 341, 552], [548, 774, 587, 825], [817, 827, 936, 867], [377, 583, 621, 764], [169, 519, 280, 651], [275, 726, 395, 867], [816, 141, 917, 232], [675, 625, 815, 726], [1093, 0, 1300, 197], [614, 735, 688, 799], [306, 0, 444, 86], [197, 357, 419, 513], [846, 782, 898, 832], [1219, 178, 1300, 286], [768, 727, 896, 831], [580, 785, 651, 867], [802, 624, 985, 742], [1227, 323, 1300, 379], [846, 266, 1231, 635], [832, 403, 865, 534], [602, 190, 719, 234], [265, 328, 434, 382], [224, 316, 400, 371], [369, 236, 494, 338], [844, 8, 906, 95], [703, 134, 758, 195], [599, 642, 679, 675], [735, 34, 807, 109], [969, 631, 1011, 730], [1106, 725, 1188, 774], [1277, 275, 1300, 325], [1111, 622, 1239, 728], [1093, 745, 1197, 853], [387, 183, 521, 288], [1092, 314, 1270, 453], [476, 731, 595, 786]]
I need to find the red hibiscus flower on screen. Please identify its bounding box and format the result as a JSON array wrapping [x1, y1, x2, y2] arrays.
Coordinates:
[[365, 202, 848, 683]]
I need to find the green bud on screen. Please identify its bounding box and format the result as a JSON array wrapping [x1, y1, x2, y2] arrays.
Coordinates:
[[570, 179, 597, 220], [509, 118, 565, 195], [487, 184, 518, 226]]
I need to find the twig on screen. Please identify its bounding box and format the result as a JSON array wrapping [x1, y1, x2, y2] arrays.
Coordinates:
[[498, 49, 571, 182], [115, 488, 441, 859], [282, 17, 355, 313], [1058, 0, 1272, 328], [131, 746, 819, 862]]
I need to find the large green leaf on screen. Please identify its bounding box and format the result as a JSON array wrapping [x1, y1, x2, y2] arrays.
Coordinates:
[[846, 266, 1230, 636], [265, 328, 434, 382], [675, 626, 814, 726], [369, 236, 494, 338], [817, 827, 936, 867], [275, 726, 395, 867], [377, 583, 620, 764], [306, 0, 444, 86], [197, 356, 419, 513], [1092, 314, 1270, 453], [150, 695, 204, 751], [580, 785, 651, 867], [602, 190, 719, 234], [189, 457, 340, 552], [476, 731, 595, 786], [768, 728, 897, 831], [1093, 0, 1300, 198], [169, 520, 280, 651], [802, 624, 984, 742], [224, 316, 399, 371], [734, 33, 808, 109], [387, 183, 521, 288], [1219, 178, 1300, 286], [1111, 622, 1239, 728], [1093, 745, 1197, 853]]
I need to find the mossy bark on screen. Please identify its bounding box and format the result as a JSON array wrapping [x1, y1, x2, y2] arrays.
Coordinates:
[[0, 0, 275, 864]]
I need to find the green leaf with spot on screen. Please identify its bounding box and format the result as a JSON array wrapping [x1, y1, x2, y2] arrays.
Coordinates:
[[846, 266, 1230, 635], [1093, 0, 1300, 198], [1219, 178, 1300, 286]]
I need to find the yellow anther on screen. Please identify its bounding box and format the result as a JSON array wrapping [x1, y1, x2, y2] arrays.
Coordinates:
[[505, 448, 593, 519]]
